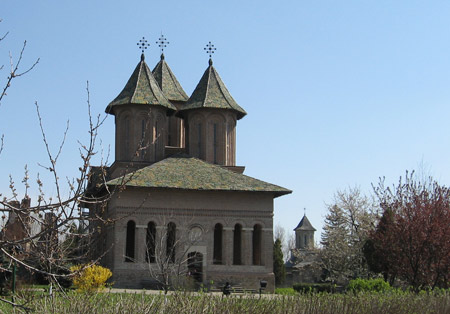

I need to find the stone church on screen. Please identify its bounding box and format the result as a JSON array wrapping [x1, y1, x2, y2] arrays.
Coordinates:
[[86, 39, 291, 291]]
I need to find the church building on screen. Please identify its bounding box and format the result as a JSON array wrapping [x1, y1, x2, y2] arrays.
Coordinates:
[[87, 38, 291, 291]]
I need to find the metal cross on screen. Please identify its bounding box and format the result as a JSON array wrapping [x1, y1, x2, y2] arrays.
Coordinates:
[[156, 34, 169, 54], [137, 37, 150, 53], [204, 41, 216, 59]]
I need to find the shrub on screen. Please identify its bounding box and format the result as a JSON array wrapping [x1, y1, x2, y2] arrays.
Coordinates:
[[347, 278, 392, 293], [275, 287, 298, 295], [70, 264, 112, 292], [293, 283, 336, 293]]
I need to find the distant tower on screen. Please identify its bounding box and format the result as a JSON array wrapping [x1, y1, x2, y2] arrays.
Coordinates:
[[294, 213, 316, 249]]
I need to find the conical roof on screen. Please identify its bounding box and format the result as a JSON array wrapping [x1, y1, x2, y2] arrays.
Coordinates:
[[179, 59, 247, 120], [152, 54, 188, 102], [106, 54, 176, 114], [294, 215, 316, 231]]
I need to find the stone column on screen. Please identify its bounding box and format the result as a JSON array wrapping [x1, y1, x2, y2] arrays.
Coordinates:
[[223, 227, 233, 265], [136, 224, 147, 263], [263, 228, 273, 268], [242, 228, 253, 265], [116, 224, 127, 265], [156, 226, 166, 262]]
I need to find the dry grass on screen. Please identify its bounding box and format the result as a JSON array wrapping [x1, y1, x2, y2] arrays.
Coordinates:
[[0, 290, 449, 313]]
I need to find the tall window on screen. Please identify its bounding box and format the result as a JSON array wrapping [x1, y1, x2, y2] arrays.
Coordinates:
[[213, 123, 217, 164], [125, 220, 135, 262], [197, 123, 202, 159], [233, 224, 242, 265], [146, 222, 156, 263], [252, 224, 262, 265], [153, 121, 158, 161], [140, 119, 146, 160], [213, 223, 223, 264], [123, 117, 131, 160], [166, 222, 176, 263]]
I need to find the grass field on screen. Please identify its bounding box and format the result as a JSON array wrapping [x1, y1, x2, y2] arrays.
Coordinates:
[[0, 289, 449, 313]]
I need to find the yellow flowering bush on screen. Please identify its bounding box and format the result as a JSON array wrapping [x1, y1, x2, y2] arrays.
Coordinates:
[[70, 264, 112, 292]]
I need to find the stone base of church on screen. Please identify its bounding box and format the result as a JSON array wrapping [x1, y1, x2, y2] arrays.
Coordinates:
[[110, 269, 275, 293], [206, 271, 275, 293]]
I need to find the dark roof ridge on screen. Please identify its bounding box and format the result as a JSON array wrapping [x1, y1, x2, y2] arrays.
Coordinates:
[[294, 214, 316, 231]]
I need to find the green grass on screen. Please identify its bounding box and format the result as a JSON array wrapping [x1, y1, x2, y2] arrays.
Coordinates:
[[0, 290, 449, 313]]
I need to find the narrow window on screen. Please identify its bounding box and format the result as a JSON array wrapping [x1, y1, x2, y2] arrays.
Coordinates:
[[125, 220, 135, 262], [213, 223, 223, 264], [146, 222, 156, 263], [233, 224, 242, 265], [168, 117, 172, 146], [124, 117, 131, 159], [140, 119, 146, 160], [154, 121, 158, 161], [197, 123, 202, 158], [252, 224, 262, 265], [213, 123, 217, 164], [167, 222, 176, 263], [304, 235, 308, 248]]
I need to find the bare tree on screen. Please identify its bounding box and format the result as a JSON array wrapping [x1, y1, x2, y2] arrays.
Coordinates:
[[274, 224, 295, 262], [142, 214, 205, 294], [320, 187, 379, 284], [0, 21, 115, 309]]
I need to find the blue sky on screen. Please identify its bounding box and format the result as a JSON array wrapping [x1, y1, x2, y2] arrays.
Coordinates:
[[1, 1, 450, 242]]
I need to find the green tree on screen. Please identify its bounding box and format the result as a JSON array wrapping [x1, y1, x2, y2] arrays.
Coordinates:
[[273, 238, 286, 286]]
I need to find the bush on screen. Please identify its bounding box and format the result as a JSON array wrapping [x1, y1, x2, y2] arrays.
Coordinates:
[[293, 283, 336, 293], [275, 287, 298, 295], [347, 278, 392, 293], [70, 264, 112, 292]]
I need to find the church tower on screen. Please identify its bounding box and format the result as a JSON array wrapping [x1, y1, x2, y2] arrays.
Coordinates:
[[105, 40, 176, 178], [152, 36, 189, 148], [178, 43, 246, 166], [294, 214, 316, 249]]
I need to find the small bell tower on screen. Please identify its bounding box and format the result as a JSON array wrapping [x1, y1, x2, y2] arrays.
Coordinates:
[[294, 209, 316, 249]]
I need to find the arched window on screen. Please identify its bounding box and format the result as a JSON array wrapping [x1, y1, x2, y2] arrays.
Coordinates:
[[146, 222, 156, 263], [125, 220, 135, 262], [213, 223, 223, 264], [252, 224, 262, 265], [233, 224, 242, 265], [139, 118, 148, 160], [166, 222, 176, 263], [122, 116, 131, 160]]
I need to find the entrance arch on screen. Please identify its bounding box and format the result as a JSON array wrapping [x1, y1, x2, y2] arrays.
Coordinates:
[[187, 252, 203, 283]]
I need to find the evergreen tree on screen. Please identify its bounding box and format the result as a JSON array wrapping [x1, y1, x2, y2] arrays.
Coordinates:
[[273, 238, 286, 286]]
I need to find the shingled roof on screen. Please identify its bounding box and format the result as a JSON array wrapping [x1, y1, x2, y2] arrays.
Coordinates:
[[107, 155, 291, 197], [179, 59, 247, 120], [294, 215, 316, 231], [152, 54, 189, 102], [106, 54, 176, 114]]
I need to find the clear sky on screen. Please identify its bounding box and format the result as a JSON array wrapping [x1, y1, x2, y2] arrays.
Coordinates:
[[1, 0, 450, 243]]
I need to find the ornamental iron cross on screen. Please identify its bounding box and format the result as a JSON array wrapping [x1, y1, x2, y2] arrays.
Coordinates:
[[156, 34, 169, 54], [204, 41, 216, 58], [137, 37, 150, 53]]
